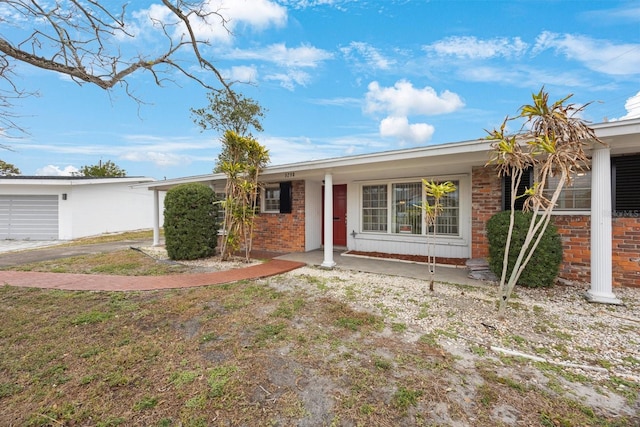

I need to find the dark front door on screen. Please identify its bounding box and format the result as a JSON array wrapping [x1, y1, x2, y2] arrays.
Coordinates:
[[322, 184, 347, 246]]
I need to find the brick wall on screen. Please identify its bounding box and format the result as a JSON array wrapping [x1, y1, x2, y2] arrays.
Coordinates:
[[470, 166, 639, 288], [551, 215, 590, 283], [250, 180, 306, 253], [471, 166, 502, 258], [612, 217, 640, 287]]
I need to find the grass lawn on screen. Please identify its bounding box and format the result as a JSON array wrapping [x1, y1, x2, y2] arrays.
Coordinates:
[[0, 234, 638, 426]]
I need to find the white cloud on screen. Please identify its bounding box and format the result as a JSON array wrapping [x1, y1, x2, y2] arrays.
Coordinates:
[[462, 65, 589, 88], [224, 65, 259, 83], [379, 116, 435, 144], [221, 0, 288, 29], [230, 43, 333, 68], [265, 69, 312, 90], [35, 165, 79, 176], [227, 43, 332, 89], [120, 151, 192, 167], [533, 32, 640, 76], [364, 81, 462, 145], [341, 41, 395, 70], [365, 80, 464, 116], [130, 0, 287, 44], [614, 91, 640, 121], [426, 36, 528, 59]]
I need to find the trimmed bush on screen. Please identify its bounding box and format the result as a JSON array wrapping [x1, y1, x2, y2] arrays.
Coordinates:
[[486, 210, 562, 288], [163, 183, 219, 260]]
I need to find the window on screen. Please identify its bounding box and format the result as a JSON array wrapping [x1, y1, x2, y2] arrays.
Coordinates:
[[428, 186, 459, 235], [362, 180, 460, 236], [261, 182, 293, 214], [263, 185, 280, 212], [504, 167, 591, 211], [613, 155, 640, 215], [502, 168, 532, 211], [544, 172, 591, 210], [215, 192, 226, 228], [392, 183, 422, 234], [362, 184, 387, 232]]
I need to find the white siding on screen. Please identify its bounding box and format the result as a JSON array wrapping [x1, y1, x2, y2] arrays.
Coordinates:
[[346, 173, 472, 259], [304, 180, 323, 251]]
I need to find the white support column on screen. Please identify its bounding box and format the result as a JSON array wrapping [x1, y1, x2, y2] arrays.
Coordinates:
[[321, 172, 336, 268], [586, 146, 622, 305], [152, 189, 161, 246]]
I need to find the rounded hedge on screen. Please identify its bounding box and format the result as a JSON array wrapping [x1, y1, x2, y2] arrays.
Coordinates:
[[163, 183, 219, 260], [486, 210, 563, 288]]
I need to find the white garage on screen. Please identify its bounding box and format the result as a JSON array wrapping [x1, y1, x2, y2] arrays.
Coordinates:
[[0, 176, 158, 241]]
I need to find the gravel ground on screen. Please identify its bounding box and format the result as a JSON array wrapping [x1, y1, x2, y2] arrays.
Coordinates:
[[270, 266, 640, 419], [277, 266, 640, 382], [145, 245, 639, 385], [139, 247, 640, 420]]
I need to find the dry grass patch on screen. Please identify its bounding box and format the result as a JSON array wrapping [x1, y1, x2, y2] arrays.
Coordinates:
[[0, 250, 637, 426]]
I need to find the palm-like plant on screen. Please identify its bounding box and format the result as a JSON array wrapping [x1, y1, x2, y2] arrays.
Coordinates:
[[217, 131, 270, 262], [421, 179, 457, 291], [486, 88, 600, 315]]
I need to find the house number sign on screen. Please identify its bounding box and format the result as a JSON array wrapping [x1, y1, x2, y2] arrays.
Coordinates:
[[284, 172, 295, 178]]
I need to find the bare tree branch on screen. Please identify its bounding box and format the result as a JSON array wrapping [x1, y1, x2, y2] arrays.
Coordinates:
[[0, 0, 236, 137]]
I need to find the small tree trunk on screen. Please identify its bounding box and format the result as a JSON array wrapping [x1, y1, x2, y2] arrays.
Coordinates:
[[498, 172, 567, 315]]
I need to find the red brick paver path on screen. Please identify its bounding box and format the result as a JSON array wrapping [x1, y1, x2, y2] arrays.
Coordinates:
[[0, 259, 306, 292]]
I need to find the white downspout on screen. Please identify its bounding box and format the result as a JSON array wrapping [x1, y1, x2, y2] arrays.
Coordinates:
[[586, 146, 621, 305], [321, 172, 336, 268], [153, 189, 161, 246]]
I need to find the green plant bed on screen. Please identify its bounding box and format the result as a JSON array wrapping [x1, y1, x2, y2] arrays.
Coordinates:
[[487, 210, 562, 288]]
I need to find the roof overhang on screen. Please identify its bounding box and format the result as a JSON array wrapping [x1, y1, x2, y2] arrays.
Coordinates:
[[0, 177, 155, 187], [140, 118, 640, 191]]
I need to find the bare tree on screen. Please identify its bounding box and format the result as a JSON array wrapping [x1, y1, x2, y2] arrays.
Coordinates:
[[0, 0, 235, 136]]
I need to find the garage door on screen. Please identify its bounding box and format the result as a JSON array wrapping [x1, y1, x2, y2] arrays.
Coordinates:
[[0, 195, 59, 240]]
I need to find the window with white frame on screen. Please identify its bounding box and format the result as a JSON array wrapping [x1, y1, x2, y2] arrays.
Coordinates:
[[392, 182, 422, 234], [362, 184, 387, 232], [362, 180, 460, 236], [542, 171, 591, 210], [428, 186, 459, 235], [263, 185, 280, 212]]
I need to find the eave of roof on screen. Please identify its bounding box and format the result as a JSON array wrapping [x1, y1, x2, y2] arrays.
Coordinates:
[[141, 118, 640, 190]]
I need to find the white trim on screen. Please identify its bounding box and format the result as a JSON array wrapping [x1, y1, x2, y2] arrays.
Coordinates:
[[261, 184, 281, 213], [586, 146, 621, 304], [321, 172, 336, 268]]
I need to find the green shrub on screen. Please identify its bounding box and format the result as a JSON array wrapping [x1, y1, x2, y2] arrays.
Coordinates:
[[163, 183, 219, 260], [486, 210, 562, 288]]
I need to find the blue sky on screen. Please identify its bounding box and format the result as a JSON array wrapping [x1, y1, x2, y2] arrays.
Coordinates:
[[1, 0, 639, 179]]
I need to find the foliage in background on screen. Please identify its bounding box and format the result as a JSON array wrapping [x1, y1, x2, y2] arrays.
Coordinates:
[[77, 160, 126, 177], [163, 183, 219, 261], [485, 87, 601, 315], [191, 91, 265, 139], [420, 180, 457, 291], [487, 210, 562, 288], [192, 90, 269, 262], [0, 159, 20, 176]]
